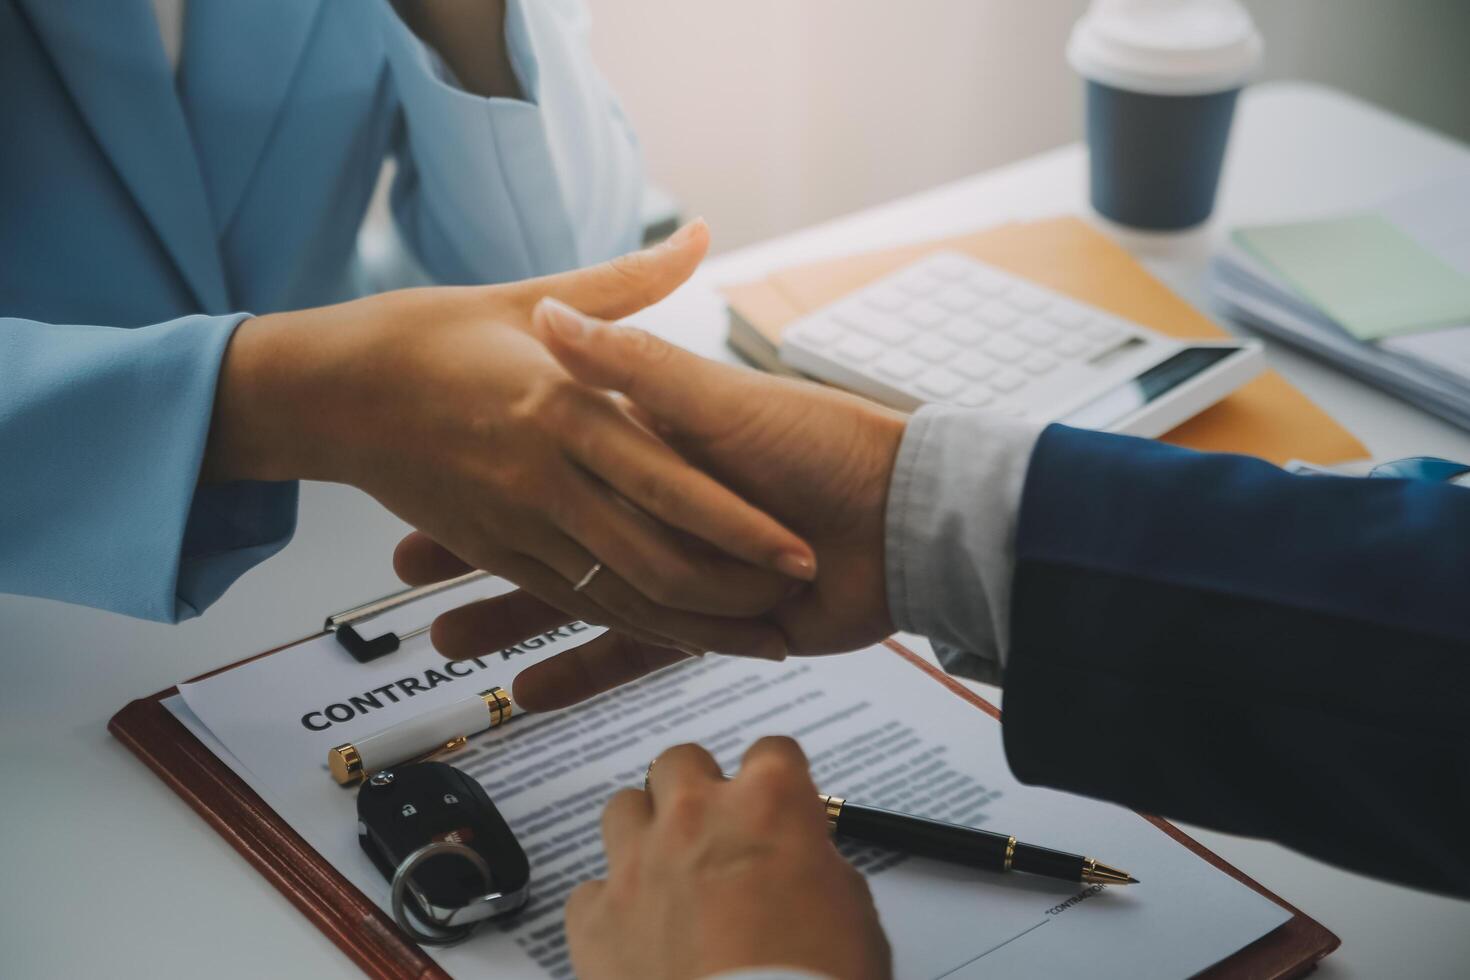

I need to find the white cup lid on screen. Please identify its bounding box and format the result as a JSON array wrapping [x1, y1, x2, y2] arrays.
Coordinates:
[[1068, 0, 1263, 96]]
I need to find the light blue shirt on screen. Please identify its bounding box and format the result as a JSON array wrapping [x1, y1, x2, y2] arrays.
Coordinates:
[[0, 0, 643, 622]]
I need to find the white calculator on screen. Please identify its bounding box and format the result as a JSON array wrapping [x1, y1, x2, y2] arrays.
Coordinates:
[[778, 252, 1265, 438]]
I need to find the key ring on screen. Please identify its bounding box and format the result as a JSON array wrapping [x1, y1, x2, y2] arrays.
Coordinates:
[[390, 841, 495, 946]]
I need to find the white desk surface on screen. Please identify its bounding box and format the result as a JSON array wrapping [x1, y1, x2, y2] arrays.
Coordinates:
[[2, 82, 1467, 978]]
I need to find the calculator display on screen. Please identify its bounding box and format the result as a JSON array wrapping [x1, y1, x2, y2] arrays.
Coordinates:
[[1060, 346, 1238, 431]]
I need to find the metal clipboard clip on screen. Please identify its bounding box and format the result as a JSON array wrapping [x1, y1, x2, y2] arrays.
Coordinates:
[[325, 570, 490, 663]]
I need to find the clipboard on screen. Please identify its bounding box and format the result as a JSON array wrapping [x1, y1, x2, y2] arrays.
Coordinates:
[[110, 613, 1340, 980]]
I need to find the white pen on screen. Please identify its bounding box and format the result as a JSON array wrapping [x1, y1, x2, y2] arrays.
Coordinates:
[[328, 687, 512, 785]]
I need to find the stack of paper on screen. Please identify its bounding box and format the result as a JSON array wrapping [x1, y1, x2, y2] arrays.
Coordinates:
[[1211, 171, 1470, 431]]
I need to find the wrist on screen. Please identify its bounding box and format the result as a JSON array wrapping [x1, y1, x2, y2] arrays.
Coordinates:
[[883, 407, 1041, 659], [865, 408, 908, 635], [202, 310, 354, 485]]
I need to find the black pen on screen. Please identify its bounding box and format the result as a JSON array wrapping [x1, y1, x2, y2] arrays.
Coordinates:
[[818, 793, 1138, 886], [649, 761, 1137, 886]]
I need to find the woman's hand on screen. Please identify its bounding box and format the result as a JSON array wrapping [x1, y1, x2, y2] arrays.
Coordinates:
[[202, 222, 812, 659], [566, 738, 891, 980]]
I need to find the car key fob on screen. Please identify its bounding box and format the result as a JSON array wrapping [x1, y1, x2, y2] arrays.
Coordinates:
[[358, 761, 529, 943]]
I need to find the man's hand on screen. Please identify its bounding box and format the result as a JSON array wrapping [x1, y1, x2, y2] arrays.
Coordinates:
[[566, 738, 891, 980], [206, 222, 812, 662], [535, 303, 906, 656], [449, 303, 903, 709]]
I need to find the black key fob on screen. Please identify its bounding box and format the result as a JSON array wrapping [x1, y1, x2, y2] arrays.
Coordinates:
[[357, 761, 529, 944]]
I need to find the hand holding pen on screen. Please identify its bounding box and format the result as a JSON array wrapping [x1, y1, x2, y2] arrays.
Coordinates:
[[646, 757, 1136, 888], [328, 691, 1135, 888], [566, 738, 893, 980]]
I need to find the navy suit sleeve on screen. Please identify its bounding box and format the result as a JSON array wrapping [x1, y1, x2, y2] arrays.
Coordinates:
[[1001, 424, 1470, 898]]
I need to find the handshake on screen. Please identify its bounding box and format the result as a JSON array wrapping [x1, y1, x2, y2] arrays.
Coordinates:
[[386, 220, 913, 714], [211, 219, 939, 977], [371, 222, 914, 980]]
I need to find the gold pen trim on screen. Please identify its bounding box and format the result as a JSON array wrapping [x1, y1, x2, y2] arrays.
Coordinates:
[[1080, 857, 1136, 885], [1003, 835, 1017, 872], [820, 794, 845, 832], [329, 743, 362, 785], [481, 687, 513, 728]]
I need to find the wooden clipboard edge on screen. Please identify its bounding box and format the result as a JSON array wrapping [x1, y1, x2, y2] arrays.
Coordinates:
[[882, 639, 1341, 979], [108, 694, 446, 980], [108, 637, 1337, 980], [109, 629, 448, 980]]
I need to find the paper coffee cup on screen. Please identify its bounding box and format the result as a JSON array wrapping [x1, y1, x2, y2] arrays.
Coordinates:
[[1068, 0, 1263, 230]]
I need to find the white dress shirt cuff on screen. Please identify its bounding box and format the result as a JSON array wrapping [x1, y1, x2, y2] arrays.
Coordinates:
[[884, 406, 1043, 684]]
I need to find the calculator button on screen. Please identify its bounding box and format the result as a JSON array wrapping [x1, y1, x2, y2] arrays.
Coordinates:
[[952, 352, 996, 381], [924, 254, 972, 280], [935, 285, 978, 313], [837, 309, 913, 345], [875, 350, 926, 382], [904, 301, 947, 327], [956, 389, 994, 408], [981, 280, 1011, 300], [1085, 338, 1127, 360], [1085, 319, 1122, 342], [965, 266, 1009, 295], [835, 335, 882, 363], [896, 268, 941, 295], [941, 318, 988, 345], [913, 334, 958, 363], [863, 286, 909, 313], [1046, 304, 1089, 330], [1023, 351, 1058, 375], [1015, 319, 1060, 347], [1055, 335, 1089, 357], [790, 317, 840, 345], [863, 317, 915, 345], [899, 301, 946, 327], [977, 301, 1019, 329], [1008, 285, 1049, 313], [830, 305, 867, 329], [982, 336, 1026, 363], [989, 369, 1026, 393], [916, 368, 966, 400]]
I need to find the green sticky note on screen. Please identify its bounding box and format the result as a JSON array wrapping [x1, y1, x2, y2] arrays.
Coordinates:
[[1234, 214, 1470, 341]]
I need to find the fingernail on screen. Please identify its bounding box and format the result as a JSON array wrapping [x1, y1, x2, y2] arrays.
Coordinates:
[[755, 636, 789, 662], [538, 296, 587, 341], [775, 551, 817, 582], [663, 217, 705, 249]]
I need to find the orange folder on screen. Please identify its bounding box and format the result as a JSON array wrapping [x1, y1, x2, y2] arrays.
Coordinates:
[[724, 216, 1367, 465]]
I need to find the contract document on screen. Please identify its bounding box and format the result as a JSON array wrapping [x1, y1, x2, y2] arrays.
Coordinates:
[[170, 576, 1288, 978]]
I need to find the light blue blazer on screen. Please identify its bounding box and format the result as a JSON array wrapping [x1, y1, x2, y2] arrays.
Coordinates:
[[0, 0, 642, 621]]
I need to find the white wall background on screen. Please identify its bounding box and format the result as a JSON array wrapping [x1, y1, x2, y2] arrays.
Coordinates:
[[585, 0, 1470, 252]]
